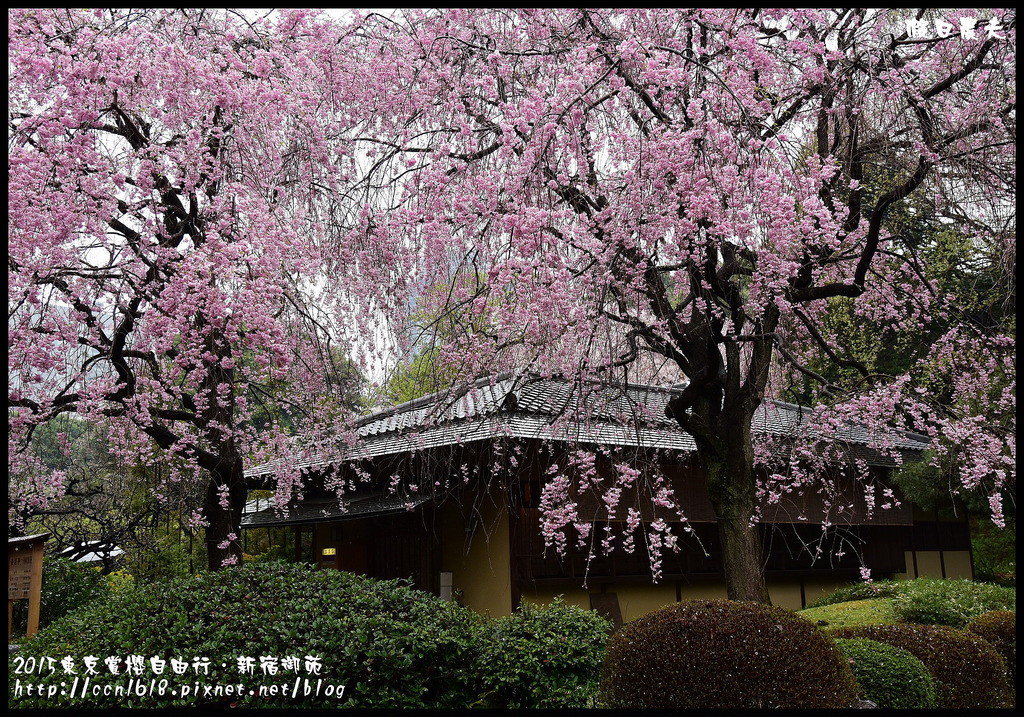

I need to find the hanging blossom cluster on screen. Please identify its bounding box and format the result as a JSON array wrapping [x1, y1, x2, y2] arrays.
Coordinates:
[[535, 440, 688, 583]]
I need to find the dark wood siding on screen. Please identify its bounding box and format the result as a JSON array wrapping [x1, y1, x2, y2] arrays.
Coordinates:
[[511, 508, 907, 584], [906, 519, 971, 551], [560, 458, 912, 526]]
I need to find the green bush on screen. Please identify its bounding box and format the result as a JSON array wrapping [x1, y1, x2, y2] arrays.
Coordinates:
[[966, 610, 1015, 703], [831, 624, 1012, 708], [10, 555, 109, 638], [807, 577, 1015, 625], [971, 516, 1016, 585], [600, 600, 858, 709], [243, 543, 293, 564], [476, 597, 612, 708], [833, 637, 937, 709], [890, 578, 1015, 627], [124, 533, 206, 582], [104, 568, 136, 594], [9, 563, 484, 709], [805, 579, 901, 608]]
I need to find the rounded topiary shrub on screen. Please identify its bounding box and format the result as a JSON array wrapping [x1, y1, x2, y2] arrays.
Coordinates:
[[831, 624, 1011, 708], [600, 599, 858, 709], [966, 610, 1015, 703], [833, 637, 937, 709], [476, 597, 612, 708], [8, 563, 484, 709]]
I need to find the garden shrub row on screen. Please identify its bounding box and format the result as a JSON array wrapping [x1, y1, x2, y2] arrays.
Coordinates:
[[599, 594, 1014, 709], [830, 623, 1012, 708], [8, 562, 611, 709], [804, 579, 1015, 709], [11, 564, 1013, 710], [600, 600, 859, 709]]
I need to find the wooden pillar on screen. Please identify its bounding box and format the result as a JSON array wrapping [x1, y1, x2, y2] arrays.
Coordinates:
[[294, 524, 303, 562], [26, 541, 44, 637], [310, 525, 317, 568], [420, 508, 436, 594], [508, 498, 522, 612]]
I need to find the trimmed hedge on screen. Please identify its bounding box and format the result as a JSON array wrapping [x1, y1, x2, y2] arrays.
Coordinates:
[[600, 600, 858, 709], [831, 624, 1012, 708], [8, 563, 611, 709], [966, 610, 1015, 705], [9, 563, 483, 708], [476, 597, 612, 707], [833, 637, 937, 709]]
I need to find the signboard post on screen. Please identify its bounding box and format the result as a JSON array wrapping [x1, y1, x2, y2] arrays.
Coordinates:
[[8, 533, 49, 641]]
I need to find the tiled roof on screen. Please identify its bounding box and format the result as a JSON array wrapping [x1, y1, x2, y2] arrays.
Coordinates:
[[245, 374, 928, 480]]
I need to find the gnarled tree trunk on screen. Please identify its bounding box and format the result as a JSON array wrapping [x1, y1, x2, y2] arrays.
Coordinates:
[[203, 455, 247, 570], [687, 397, 772, 604]]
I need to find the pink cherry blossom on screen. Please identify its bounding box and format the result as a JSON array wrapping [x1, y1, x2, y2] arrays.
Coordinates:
[[9, 10, 1014, 599]]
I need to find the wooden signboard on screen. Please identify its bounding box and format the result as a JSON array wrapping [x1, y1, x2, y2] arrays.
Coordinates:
[[8, 533, 49, 641]]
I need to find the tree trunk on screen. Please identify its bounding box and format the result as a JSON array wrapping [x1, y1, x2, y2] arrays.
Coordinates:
[[694, 400, 773, 604], [715, 508, 771, 603], [204, 456, 247, 570]]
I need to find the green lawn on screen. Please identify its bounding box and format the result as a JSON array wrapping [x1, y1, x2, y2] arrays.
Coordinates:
[[797, 598, 899, 629]]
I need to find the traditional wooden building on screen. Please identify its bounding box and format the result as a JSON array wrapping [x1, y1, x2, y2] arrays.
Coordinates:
[[242, 375, 972, 623]]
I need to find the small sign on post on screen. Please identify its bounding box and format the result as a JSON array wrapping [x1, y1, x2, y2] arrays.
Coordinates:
[[8, 533, 49, 641]]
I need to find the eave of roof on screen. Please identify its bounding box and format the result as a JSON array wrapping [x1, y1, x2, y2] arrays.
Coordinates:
[[240, 492, 433, 528]]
